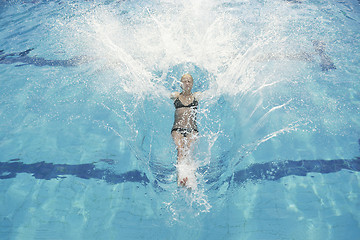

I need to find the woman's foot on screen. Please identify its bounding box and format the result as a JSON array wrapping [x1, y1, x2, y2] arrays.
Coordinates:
[[178, 177, 188, 187]]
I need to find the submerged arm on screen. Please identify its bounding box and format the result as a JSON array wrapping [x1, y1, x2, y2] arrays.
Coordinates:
[[193, 92, 202, 100], [170, 92, 180, 100]]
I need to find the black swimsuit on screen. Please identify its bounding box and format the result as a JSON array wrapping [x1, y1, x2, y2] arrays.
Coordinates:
[[173, 97, 198, 109], [172, 95, 198, 137]]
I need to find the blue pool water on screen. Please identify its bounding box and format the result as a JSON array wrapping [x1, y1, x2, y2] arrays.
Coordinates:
[[1, 0, 360, 239]]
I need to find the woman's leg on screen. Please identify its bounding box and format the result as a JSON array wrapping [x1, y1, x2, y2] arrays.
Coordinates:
[[184, 131, 198, 151], [172, 131, 189, 186], [172, 130, 184, 162], [172, 131, 198, 187]]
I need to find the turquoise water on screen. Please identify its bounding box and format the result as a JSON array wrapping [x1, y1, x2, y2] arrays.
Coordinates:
[[1, 0, 360, 239]]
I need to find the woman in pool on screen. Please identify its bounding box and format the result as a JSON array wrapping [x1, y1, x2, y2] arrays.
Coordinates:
[[170, 73, 201, 187]]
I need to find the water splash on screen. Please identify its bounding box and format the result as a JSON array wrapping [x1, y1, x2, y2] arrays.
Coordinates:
[[29, 0, 359, 218]]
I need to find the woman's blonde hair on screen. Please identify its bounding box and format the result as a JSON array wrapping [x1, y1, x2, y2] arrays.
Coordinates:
[[181, 73, 193, 81]]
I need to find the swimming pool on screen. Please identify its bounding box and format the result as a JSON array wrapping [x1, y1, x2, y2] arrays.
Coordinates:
[[0, 0, 359, 239]]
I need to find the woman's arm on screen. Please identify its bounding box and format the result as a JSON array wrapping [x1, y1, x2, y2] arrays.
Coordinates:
[[170, 92, 180, 100], [193, 92, 202, 100]]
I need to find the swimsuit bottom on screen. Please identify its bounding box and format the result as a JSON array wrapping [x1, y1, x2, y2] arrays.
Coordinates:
[[171, 128, 198, 137]]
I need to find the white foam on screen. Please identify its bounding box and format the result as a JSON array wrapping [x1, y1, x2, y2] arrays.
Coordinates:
[[176, 157, 198, 189]]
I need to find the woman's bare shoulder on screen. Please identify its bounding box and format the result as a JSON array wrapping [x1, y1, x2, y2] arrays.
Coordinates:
[[170, 92, 180, 100]]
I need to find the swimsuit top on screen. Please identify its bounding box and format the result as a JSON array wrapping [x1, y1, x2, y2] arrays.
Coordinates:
[[174, 95, 198, 109]]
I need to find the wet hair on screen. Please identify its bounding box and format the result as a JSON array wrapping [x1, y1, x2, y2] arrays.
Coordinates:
[[181, 73, 193, 81]]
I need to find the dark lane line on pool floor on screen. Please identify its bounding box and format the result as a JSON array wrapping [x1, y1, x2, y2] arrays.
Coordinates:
[[232, 157, 360, 184], [0, 161, 150, 185], [0, 157, 359, 186], [0, 45, 336, 71], [0, 48, 94, 67]]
